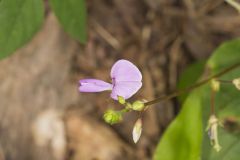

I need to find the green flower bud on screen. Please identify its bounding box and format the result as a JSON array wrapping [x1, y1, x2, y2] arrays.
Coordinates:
[[211, 79, 220, 92], [233, 78, 240, 90], [117, 96, 126, 105], [132, 101, 145, 111], [103, 109, 122, 125]]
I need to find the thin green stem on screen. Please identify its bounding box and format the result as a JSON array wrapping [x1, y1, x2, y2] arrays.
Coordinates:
[[144, 63, 240, 106], [216, 79, 232, 84], [120, 108, 131, 114], [211, 88, 215, 115]]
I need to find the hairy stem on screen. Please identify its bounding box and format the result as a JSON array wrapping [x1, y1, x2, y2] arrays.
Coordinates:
[[144, 63, 240, 106]]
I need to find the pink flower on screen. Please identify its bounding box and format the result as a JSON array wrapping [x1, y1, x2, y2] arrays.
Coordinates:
[[79, 59, 142, 100]]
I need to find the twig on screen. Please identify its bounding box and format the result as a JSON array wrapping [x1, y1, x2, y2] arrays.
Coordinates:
[[225, 0, 240, 13], [144, 62, 240, 106], [92, 20, 121, 50]]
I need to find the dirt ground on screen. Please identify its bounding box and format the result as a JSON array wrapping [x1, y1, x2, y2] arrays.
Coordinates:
[[0, 0, 240, 160]]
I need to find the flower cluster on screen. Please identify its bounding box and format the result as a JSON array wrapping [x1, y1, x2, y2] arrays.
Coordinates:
[[79, 59, 144, 143], [78, 59, 240, 147]]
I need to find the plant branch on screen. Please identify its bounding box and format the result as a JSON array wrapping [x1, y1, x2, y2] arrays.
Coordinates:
[[216, 79, 232, 84], [144, 62, 240, 106], [211, 89, 215, 115]]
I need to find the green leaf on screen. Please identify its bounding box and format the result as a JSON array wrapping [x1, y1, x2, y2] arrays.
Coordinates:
[[49, 0, 87, 43], [0, 0, 44, 59], [153, 38, 240, 160], [153, 88, 204, 160], [177, 60, 206, 102]]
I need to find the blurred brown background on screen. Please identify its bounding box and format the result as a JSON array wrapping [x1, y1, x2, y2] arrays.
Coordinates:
[[0, 0, 240, 160]]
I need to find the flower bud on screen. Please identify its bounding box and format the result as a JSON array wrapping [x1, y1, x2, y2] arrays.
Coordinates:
[[103, 109, 122, 125], [117, 96, 126, 105], [132, 118, 142, 143], [232, 78, 240, 90], [211, 79, 220, 92], [132, 101, 145, 111]]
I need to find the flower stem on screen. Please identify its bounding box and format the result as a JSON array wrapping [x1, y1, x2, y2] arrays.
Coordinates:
[[144, 63, 240, 106], [211, 88, 215, 115], [120, 107, 131, 114], [216, 79, 232, 84]]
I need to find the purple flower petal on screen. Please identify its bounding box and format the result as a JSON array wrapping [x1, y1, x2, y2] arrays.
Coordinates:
[[111, 81, 142, 100], [110, 59, 142, 100], [111, 60, 142, 82], [78, 60, 142, 100], [79, 79, 112, 92]]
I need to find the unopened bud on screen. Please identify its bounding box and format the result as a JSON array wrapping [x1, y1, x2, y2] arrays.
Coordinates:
[[233, 78, 240, 90], [206, 115, 221, 152], [117, 96, 126, 105], [132, 118, 142, 143], [211, 79, 220, 92], [132, 101, 145, 111], [103, 109, 122, 125]]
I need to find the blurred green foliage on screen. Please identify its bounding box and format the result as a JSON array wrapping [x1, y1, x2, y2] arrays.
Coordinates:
[[0, 0, 44, 59], [0, 0, 87, 60], [49, 0, 87, 43], [177, 60, 206, 102], [154, 39, 240, 160], [153, 87, 203, 160], [202, 39, 240, 160]]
